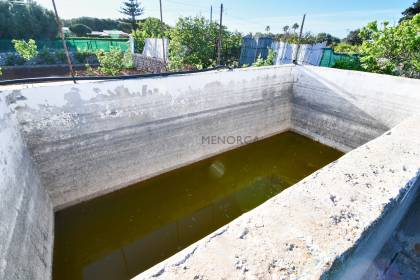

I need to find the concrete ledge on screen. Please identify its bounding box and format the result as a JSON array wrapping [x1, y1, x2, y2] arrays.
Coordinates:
[[0, 96, 53, 280], [135, 117, 420, 280]]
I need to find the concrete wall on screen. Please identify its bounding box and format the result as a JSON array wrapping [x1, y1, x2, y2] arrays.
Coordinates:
[[292, 66, 420, 151], [8, 65, 294, 209], [0, 95, 53, 280], [136, 116, 420, 280], [2, 65, 420, 280]]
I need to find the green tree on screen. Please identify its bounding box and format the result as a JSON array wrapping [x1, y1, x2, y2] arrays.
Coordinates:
[[316, 33, 341, 46], [168, 17, 242, 70], [344, 29, 362, 45], [333, 43, 360, 54], [132, 17, 170, 53], [63, 17, 132, 33], [292, 23, 299, 33], [359, 15, 420, 78], [69, 24, 92, 36], [12, 39, 38, 61], [400, 0, 420, 22], [0, 1, 58, 39], [120, 0, 144, 30]]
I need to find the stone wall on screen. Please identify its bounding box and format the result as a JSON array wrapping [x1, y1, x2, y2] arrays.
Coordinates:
[[0, 94, 54, 280], [132, 53, 166, 73]]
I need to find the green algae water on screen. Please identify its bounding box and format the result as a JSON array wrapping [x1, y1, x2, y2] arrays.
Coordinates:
[[53, 132, 343, 280]]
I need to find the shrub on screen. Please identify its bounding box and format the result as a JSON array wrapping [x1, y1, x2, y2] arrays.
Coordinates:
[[332, 58, 364, 71], [69, 24, 92, 37], [5, 53, 24, 66], [75, 48, 95, 64], [253, 48, 277, 67], [333, 43, 361, 54], [0, 1, 58, 40], [96, 47, 126, 76], [122, 52, 134, 69], [359, 15, 420, 78], [55, 50, 67, 63], [38, 48, 56, 64], [12, 39, 38, 61], [168, 17, 242, 70], [132, 17, 170, 53], [85, 63, 96, 75]]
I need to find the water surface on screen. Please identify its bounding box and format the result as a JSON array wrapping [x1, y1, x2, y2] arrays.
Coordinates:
[[53, 131, 343, 280]]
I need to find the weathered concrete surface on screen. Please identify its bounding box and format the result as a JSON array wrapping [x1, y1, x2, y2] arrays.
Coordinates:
[[0, 95, 54, 279], [361, 192, 420, 280], [135, 117, 420, 280], [7, 66, 294, 209], [292, 66, 420, 152], [1, 65, 420, 280]]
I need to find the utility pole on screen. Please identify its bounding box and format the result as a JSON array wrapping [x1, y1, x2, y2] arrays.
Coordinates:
[[216, 3, 223, 66], [51, 0, 75, 83], [159, 0, 166, 64], [210, 5, 213, 23], [293, 14, 306, 65]]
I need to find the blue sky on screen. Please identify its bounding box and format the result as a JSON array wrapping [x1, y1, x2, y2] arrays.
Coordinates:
[[36, 0, 413, 38]]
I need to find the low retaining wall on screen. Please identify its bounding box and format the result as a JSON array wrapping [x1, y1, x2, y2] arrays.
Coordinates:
[[1, 65, 420, 280], [0, 64, 88, 80], [0, 96, 53, 280]]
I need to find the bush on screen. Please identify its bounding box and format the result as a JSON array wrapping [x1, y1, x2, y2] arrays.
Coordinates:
[[38, 48, 56, 64], [122, 52, 134, 69], [75, 48, 96, 64], [168, 17, 242, 70], [359, 15, 420, 78], [333, 43, 361, 54], [55, 50, 67, 63], [63, 17, 132, 34], [96, 47, 129, 76], [132, 17, 170, 53], [253, 48, 277, 67], [12, 39, 38, 61], [69, 24, 92, 37], [0, 1, 58, 39], [332, 58, 364, 71]]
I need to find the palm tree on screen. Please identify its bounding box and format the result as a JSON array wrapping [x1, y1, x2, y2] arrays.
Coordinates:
[[265, 25, 271, 33], [283, 25, 290, 34], [292, 23, 299, 33]]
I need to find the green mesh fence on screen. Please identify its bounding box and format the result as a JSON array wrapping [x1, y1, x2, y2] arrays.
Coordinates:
[[320, 48, 359, 67], [0, 38, 130, 52]]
